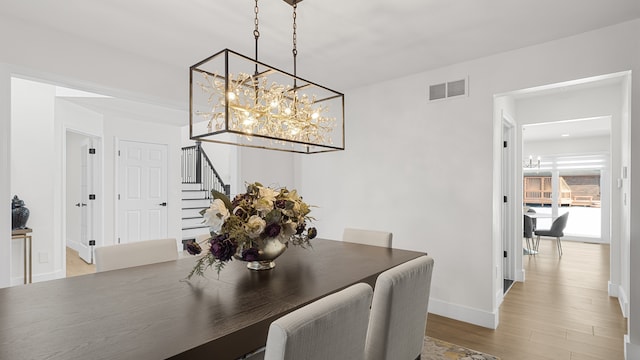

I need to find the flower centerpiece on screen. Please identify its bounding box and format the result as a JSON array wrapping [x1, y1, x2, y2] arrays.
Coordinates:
[[186, 182, 317, 278]]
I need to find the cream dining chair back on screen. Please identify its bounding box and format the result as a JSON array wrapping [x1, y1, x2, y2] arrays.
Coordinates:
[[262, 282, 373, 360], [95, 238, 178, 272], [343, 228, 393, 248], [364, 255, 435, 360]]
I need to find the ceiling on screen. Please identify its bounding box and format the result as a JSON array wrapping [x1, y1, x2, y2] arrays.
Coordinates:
[[2, 0, 640, 123], [522, 116, 611, 142]]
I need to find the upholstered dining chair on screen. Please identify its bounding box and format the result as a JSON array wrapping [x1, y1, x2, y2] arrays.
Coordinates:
[[534, 212, 569, 256], [364, 255, 435, 360], [343, 228, 393, 248], [258, 282, 373, 360], [95, 238, 178, 272]]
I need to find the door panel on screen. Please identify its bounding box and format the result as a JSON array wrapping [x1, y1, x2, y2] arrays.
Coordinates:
[[118, 140, 168, 244]]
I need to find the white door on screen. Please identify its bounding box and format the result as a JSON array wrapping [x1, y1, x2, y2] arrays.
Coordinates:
[[502, 115, 516, 289], [77, 140, 94, 263], [118, 140, 168, 244], [66, 133, 99, 264]]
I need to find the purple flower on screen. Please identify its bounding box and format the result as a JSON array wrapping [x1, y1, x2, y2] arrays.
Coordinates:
[[265, 223, 282, 238], [210, 234, 238, 261], [296, 222, 306, 235], [241, 248, 260, 261], [275, 199, 287, 209], [185, 241, 202, 255]]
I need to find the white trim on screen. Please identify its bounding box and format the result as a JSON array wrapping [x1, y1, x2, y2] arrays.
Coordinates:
[[625, 335, 640, 360], [428, 298, 499, 329], [11, 269, 65, 286], [613, 282, 629, 318]]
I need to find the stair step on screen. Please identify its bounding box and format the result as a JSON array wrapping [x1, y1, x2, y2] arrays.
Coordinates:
[[182, 190, 209, 200], [182, 227, 210, 240], [181, 183, 202, 191], [182, 217, 205, 228], [182, 208, 206, 218]]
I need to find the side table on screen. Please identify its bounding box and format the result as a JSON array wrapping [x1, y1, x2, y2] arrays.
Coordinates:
[[11, 228, 32, 284]]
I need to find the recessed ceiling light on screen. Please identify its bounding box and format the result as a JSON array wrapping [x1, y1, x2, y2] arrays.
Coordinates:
[[561, 133, 570, 137]]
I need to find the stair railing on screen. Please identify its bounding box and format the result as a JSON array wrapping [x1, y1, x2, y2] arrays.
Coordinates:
[[181, 141, 231, 197]]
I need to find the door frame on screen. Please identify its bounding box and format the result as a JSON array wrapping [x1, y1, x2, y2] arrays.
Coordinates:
[[62, 128, 103, 268], [501, 111, 517, 297]]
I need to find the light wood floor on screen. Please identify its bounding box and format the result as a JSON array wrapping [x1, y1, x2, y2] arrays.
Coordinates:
[[66, 247, 96, 277], [426, 239, 627, 360]]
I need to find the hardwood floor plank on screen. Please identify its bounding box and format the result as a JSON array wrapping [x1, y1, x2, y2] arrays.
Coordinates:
[[425, 240, 626, 360]]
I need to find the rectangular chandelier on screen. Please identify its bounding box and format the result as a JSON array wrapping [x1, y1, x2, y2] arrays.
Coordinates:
[[189, 49, 345, 154]]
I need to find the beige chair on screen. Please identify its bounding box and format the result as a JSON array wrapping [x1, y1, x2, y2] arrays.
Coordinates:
[[364, 256, 435, 360], [343, 228, 393, 248], [95, 238, 178, 272], [258, 282, 373, 360]]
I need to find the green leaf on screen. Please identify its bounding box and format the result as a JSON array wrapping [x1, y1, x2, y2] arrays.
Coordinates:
[[211, 189, 233, 210]]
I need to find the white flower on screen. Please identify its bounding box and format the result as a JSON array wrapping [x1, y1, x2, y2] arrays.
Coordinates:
[[259, 186, 278, 202], [254, 198, 273, 214], [202, 199, 230, 233], [245, 215, 266, 239], [279, 221, 298, 242]]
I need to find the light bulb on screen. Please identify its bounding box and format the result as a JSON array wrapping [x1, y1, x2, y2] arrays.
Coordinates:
[[270, 100, 279, 108], [284, 108, 292, 115], [311, 112, 320, 120], [228, 92, 236, 101]]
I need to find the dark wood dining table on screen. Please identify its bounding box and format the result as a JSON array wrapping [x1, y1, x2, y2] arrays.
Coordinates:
[[0, 239, 425, 360]]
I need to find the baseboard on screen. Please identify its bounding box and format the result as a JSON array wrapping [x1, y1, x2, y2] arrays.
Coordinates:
[[10, 269, 64, 286], [613, 282, 629, 318], [625, 335, 640, 360], [429, 298, 498, 329]]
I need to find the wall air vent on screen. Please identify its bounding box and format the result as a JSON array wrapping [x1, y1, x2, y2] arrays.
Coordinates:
[[428, 77, 468, 101]]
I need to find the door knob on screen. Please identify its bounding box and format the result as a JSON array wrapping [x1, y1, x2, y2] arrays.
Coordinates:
[[159, 202, 167, 207]]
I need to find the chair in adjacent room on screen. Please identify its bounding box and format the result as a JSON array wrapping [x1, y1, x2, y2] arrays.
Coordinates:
[[260, 282, 374, 360], [364, 255, 435, 360], [343, 228, 393, 248], [523, 214, 535, 255], [95, 238, 178, 272], [534, 212, 569, 256]]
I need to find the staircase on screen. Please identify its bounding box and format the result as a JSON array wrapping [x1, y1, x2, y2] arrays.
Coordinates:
[[181, 142, 230, 247], [181, 183, 211, 245]]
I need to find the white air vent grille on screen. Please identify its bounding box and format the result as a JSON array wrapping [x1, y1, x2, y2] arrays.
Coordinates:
[[429, 83, 446, 101], [429, 78, 468, 101]]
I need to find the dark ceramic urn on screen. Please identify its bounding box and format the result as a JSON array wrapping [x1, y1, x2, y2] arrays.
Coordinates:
[[11, 195, 30, 230]]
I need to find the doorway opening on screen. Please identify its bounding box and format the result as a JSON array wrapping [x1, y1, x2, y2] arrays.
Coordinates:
[[494, 71, 631, 320], [64, 130, 102, 273]]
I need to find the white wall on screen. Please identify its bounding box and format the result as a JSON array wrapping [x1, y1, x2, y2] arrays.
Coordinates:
[[11, 78, 58, 283], [627, 26, 640, 359], [0, 65, 11, 288], [299, 19, 640, 330], [238, 147, 296, 193]]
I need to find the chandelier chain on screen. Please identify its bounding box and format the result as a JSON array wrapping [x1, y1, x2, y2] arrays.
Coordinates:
[[254, 0, 260, 40], [292, 2, 298, 79], [254, 0, 260, 64]]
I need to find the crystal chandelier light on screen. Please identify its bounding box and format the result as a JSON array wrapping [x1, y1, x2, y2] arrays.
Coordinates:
[[189, 0, 345, 154]]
